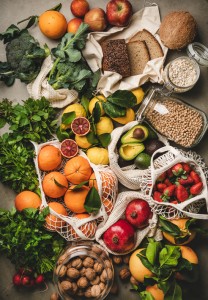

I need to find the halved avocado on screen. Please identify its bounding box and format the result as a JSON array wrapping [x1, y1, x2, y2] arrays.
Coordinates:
[[119, 143, 145, 161], [121, 125, 149, 144]]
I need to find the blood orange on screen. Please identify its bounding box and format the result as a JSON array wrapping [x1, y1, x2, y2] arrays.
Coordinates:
[[60, 139, 79, 159], [71, 117, 90, 136]]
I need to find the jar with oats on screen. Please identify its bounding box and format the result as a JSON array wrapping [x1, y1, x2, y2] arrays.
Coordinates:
[[136, 88, 208, 148]]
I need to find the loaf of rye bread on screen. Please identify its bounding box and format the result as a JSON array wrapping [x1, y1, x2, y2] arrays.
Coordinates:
[[130, 29, 163, 59], [101, 39, 131, 77], [127, 40, 150, 75]]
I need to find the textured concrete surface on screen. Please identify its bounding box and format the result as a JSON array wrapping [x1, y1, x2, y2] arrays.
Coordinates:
[[0, 0, 208, 299]]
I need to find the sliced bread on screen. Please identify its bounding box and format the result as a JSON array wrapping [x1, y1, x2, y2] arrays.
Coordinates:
[[130, 29, 163, 59], [101, 39, 131, 77], [126, 40, 150, 75]]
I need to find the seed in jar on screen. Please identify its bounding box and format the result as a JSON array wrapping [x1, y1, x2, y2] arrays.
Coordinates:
[[168, 58, 197, 87]]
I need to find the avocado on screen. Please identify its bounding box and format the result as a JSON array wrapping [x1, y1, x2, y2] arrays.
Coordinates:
[[145, 139, 164, 156], [119, 143, 145, 161], [121, 125, 149, 144]]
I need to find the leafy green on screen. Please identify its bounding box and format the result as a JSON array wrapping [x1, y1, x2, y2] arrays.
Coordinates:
[[84, 186, 101, 214], [0, 207, 66, 279], [146, 239, 162, 265], [107, 90, 137, 108], [159, 245, 181, 267], [103, 101, 126, 118], [48, 23, 100, 97]]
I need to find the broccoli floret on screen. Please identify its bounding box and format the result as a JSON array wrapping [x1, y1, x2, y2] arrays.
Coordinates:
[[1, 29, 48, 85]]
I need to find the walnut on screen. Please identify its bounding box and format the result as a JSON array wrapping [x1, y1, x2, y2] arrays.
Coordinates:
[[67, 267, 80, 279], [94, 262, 103, 274], [71, 257, 83, 269], [58, 253, 68, 265], [100, 269, 107, 283], [70, 282, 78, 295], [66, 261, 72, 268], [122, 254, 130, 265], [85, 268, 96, 281], [91, 284, 101, 297], [92, 244, 103, 255], [99, 282, 105, 291], [80, 267, 86, 276], [85, 287, 92, 298], [119, 268, 131, 281], [60, 280, 72, 291], [112, 256, 123, 265], [130, 276, 139, 285], [83, 257, 94, 268], [50, 292, 60, 300], [90, 275, 100, 285], [77, 289, 85, 297], [56, 265, 67, 277], [77, 276, 89, 289], [106, 267, 113, 280], [104, 259, 112, 268]]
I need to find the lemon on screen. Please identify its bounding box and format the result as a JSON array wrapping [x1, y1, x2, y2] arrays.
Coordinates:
[[61, 103, 86, 129], [89, 95, 107, 116], [131, 87, 145, 105], [96, 116, 114, 135], [87, 147, 109, 165], [75, 135, 92, 149], [112, 108, 135, 125]]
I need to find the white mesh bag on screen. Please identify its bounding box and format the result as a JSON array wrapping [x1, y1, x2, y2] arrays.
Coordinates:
[[108, 120, 169, 190], [95, 191, 162, 255], [32, 140, 118, 241], [140, 145, 208, 220]]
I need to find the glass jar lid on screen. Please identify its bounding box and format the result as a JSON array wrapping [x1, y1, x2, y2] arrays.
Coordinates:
[[187, 42, 208, 67]]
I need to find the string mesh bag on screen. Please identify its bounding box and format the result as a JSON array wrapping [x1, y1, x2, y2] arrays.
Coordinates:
[[95, 191, 162, 256], [108, 120, 169, 190], [32, 139, 118, 241], [139, 145, 208, 220]]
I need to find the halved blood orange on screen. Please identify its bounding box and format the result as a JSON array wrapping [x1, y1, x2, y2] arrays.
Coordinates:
[[71, 117, 90, 136], [60, 139, 79, 159]]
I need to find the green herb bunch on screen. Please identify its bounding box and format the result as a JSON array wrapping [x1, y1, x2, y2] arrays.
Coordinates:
[[132, 238, 197, 300], [0, 207, 66, 279], [48, 23, 100, 98]]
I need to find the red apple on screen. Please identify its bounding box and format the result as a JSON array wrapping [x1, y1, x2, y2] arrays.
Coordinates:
[[70, 0, 89, 18], [125, 199, 153, 229], [106, 0, 133, 27], [84, 8, 107, 32], [67, 18, 83, 34], [103, 219, 135, 253]]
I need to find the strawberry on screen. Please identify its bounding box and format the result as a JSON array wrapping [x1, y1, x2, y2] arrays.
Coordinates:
[[167, 168, 174, 178], [190, 170, 201, 184], [156, 171, 167, 183], [182, 163, 192, 174], [190, 182, 203, 195], [157, 183, 167, 193], [153, 191, 162, 202], [178, 175, 194, 186], [170, 200, 178, 205], [176, 185, 189, 202], [164, 178, 172, 186], [163, 185, 176, 197], [172, 163, 184, 176]]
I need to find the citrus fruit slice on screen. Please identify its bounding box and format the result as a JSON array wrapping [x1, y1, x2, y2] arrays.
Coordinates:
[[60, 139, 79, 158], [71, 117, 90, 136]]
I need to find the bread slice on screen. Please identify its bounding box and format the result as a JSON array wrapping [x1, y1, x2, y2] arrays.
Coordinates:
[[101, 39, 131, 77], [130, 29, 163, 59], [126, 40, 150, 75]]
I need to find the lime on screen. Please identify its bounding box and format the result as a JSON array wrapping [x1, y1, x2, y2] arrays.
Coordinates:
[[134, 152, 151, 169]]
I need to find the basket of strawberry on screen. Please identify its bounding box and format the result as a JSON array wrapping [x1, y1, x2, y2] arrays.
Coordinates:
[[140, 146, 208, 219]]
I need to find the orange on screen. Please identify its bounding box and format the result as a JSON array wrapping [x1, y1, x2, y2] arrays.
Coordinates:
[[45, 202, 68, 230], [64, 185, 90, 213], [101, 172, 116, 199], [15, 191, 41, 211], [89, 172, 98, 190], [129, 248, 154, 282], [162, 218, 196, 245], [38, 10, 67, 39], [38, 145, 62, 171], [112, 108, 135, 125], [70, 213, 97, 239], [64, 156, 93, 184], [146, 284, 164, 300], [42, 172, 68, 198], [180, 246, 199, 264], [102, 197, 114, 215]]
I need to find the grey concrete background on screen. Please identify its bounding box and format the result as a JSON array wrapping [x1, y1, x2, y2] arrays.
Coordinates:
[[0, 0, 208, 299]]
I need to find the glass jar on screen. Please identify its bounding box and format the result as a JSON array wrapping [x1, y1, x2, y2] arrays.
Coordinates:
[[53, 241, 114, 300], [136, 88, 208, 148]]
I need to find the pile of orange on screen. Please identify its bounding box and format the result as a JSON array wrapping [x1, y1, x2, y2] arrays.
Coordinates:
[[69, 213, 97, 239]]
